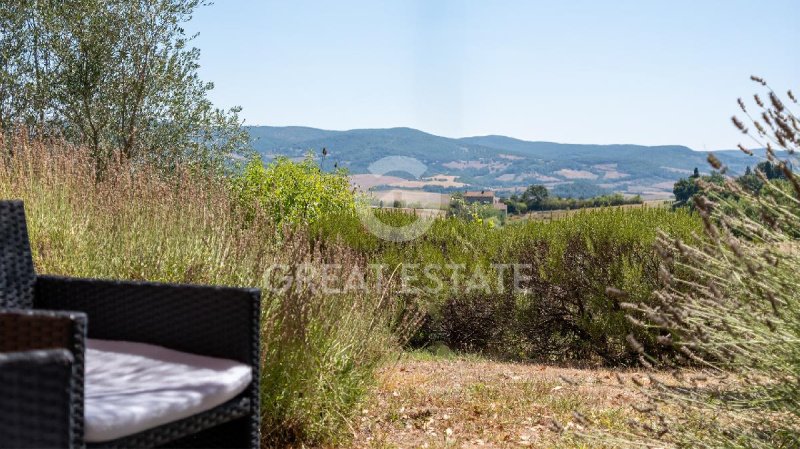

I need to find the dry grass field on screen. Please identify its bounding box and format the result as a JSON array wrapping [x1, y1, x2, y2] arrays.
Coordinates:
[[349, 353, 662, 449]]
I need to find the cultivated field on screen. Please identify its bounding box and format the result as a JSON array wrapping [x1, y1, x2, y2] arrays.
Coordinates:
[[513, 200, 672, 222], [352, 174, 467, 190], [367, 189, 452, 210]]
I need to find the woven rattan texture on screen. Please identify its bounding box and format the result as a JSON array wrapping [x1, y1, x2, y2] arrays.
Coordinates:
[[0, 200, 35, 309], [35, 276, 260, 366], [0, 350, 76, 448]]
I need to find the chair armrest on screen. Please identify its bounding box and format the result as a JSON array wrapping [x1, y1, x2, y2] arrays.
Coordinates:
[[0, 350, 77, 448], [0, 309, 87, 449], [0, 308, 87, 353], [33, 275, 261, 366]]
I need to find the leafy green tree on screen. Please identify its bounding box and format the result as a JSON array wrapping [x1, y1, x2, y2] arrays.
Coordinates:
[[756, 160, 786, 180], [738, 166, 763, 193], [673, 171, 726, 208], [502, 189, 642, 215], [0, 0, 247, 170], [521, 184, 549, 210], [673, 177, 698, 207], [503, 198, 527, 214]]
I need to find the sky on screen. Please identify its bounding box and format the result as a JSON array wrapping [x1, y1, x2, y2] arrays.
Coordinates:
[[188, 0, 799, 150]]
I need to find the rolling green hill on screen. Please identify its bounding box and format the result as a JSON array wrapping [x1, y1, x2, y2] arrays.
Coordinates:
[[247, 126, 759, 198]]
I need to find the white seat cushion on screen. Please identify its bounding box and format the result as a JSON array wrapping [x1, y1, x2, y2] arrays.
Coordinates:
[[83, 339, 252, 443]]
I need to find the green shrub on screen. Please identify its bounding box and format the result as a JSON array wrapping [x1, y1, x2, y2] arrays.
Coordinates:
[[257, 233, 416, 445], [440, 291, 514, 352], [231, 154, 356, 227], [314, 205, 701, 363], [448, 193, 505, 225]]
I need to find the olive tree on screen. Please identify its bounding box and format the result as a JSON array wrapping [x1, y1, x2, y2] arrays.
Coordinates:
[[0, 0, 249, 170]]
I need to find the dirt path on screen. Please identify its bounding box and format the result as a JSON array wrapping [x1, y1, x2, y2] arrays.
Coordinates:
[[351, 355, 649, 448]]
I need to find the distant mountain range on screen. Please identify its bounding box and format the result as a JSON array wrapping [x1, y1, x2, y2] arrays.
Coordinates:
[[246, 126, 759, 199]]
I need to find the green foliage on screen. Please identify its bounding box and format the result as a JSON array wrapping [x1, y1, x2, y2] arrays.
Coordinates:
[[673, 162, 787, 210], [256, 235, 413, 446], [672, 177, 699, 205], [448, 193, 504, 226], [0, 0, 248, 170], [231, 154, 356, 228], [521, 184, 549, 208], [313, 206, 700, 363], [756, 160, 787, 180], [672, 170, 725, 207], [508, 185, 643, 214], [504, 198, 528, 214], [540, 193, 643, 211], [737, 168, 763, 193]]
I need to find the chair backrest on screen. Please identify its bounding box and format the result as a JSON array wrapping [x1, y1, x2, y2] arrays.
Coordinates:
[[0, 201, 35, 309]]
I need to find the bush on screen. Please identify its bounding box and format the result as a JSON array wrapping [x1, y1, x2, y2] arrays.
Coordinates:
[[257, 233, 417, 445], [314, 205, 701, 364], [231, 154, 356, 228], [491, 208, 698, 363], [440, 291, 513, 352]]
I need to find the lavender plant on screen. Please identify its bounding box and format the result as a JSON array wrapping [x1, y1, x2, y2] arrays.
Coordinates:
[[599, 77, 800, 447]]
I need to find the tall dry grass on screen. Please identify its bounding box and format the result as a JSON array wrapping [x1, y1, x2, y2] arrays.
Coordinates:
[[0, 129, 418, 446]]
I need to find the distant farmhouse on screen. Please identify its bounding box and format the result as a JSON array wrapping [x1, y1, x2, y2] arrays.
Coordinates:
[[464, 190, 508, 214]]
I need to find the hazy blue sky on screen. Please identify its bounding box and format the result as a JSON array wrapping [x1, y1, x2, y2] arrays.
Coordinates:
[[189, 0, 799, 150]]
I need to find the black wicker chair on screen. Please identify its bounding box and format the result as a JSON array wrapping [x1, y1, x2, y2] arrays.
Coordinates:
[[0, 200, 261, 449]]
